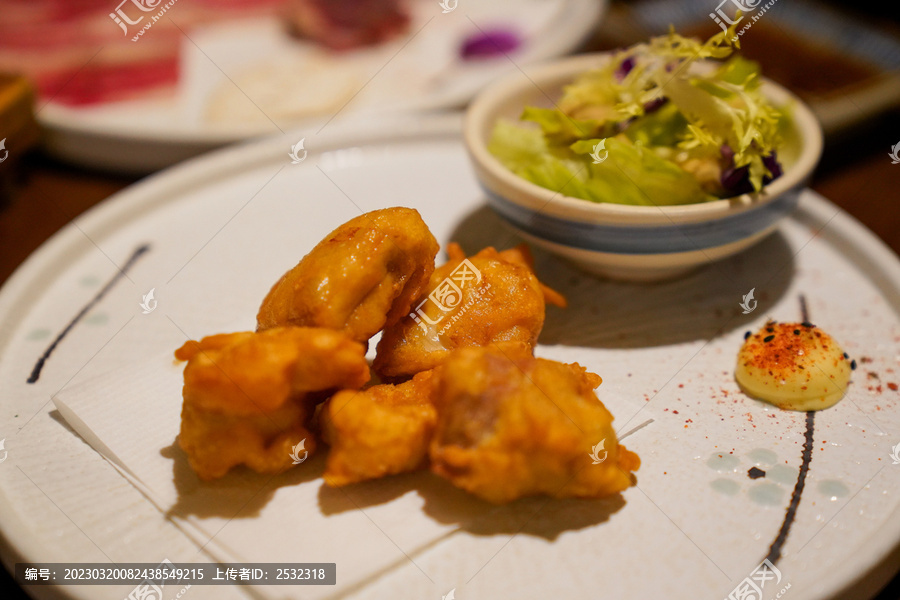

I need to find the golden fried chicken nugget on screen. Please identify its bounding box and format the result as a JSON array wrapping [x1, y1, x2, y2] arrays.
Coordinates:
[[374, 243, 565, 379], [175, 327, 369, 480], [429, 347, 639, 504], [322, 370, 437, 486], [256, 207, 439, 343]]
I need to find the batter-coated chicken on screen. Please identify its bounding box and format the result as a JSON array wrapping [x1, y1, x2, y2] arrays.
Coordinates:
[[429, 347, 639, 504], [374, 243, 565, 379], [321, 370, 437, 486], [175, 327, 369, 480], [257, 207, 439, 343]]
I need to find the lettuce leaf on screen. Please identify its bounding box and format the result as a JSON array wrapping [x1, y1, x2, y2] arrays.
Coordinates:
[[489, 122, 714, 206], [520, 106, 603, 145], [622, 102, 689, 148], [487, 23, 785, 202]]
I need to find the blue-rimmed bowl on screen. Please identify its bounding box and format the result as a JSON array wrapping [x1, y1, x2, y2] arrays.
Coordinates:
[[463, 53, 823, 281]]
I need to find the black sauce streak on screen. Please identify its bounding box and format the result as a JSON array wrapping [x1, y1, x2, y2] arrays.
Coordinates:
[[27, 244, 151, 384], [799, 295, 809, 323], [763, 293, 815, 565], [765, 410, 815, 565], [748, 467, 766, 479]]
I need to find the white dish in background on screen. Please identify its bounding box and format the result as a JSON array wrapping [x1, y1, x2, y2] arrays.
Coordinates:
[[0, 116, 899, 600], [39, 0, 604, 174]]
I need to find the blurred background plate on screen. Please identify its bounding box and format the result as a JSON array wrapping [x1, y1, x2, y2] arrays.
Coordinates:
[[23, 0, 605, 173]]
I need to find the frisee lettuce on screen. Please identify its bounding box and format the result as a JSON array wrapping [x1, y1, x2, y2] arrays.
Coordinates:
[[488, 24, 785, 205]]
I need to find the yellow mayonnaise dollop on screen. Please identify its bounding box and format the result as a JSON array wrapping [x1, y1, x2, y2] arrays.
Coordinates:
[[735, 321, 852, 411]]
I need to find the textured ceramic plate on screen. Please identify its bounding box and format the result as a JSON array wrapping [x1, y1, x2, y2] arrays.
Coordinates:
[[1, 116, 899, 600], [39, 0, 603, 173]]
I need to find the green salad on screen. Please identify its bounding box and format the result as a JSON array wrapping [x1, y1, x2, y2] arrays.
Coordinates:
[[488, 26, 788, 206]]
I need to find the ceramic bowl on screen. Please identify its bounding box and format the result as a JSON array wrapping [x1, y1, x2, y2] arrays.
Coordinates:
[[463, 53, 824, 281]]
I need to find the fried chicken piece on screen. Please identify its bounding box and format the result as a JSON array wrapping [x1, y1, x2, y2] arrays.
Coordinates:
[[257, 207, 439, 344], [175, 327, 369, 481], [321, 370, 437, 486], [374, 243, 566, 379], [429, 347, 639, 504]]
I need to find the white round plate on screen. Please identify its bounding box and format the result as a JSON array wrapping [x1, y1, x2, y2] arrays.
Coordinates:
[[1, 115, 899, 600], [39, 0, 604, 174]]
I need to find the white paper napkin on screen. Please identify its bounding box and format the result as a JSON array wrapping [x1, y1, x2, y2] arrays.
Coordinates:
[[52, 354, 487, 600]]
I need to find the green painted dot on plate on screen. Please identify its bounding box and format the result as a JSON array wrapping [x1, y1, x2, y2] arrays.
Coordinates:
[[707, 453, 740, 472], [748, 448, 778, 466], [79, 275, 101, 287], [85, 312, 109, 325], [748, 482, 785, 506], [26, 329, 51, 341], [766, 464, 798, 486], [818, 480, 850, 500], [710, 478, 741, 496]]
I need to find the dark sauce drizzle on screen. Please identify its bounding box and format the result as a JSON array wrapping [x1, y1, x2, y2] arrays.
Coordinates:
[[765, 410, 815, 564], [27, 244, 151, 384], [763, 294, 816, 565]]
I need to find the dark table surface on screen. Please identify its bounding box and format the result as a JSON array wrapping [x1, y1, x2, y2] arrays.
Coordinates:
[[1, 0, 900, 598]]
